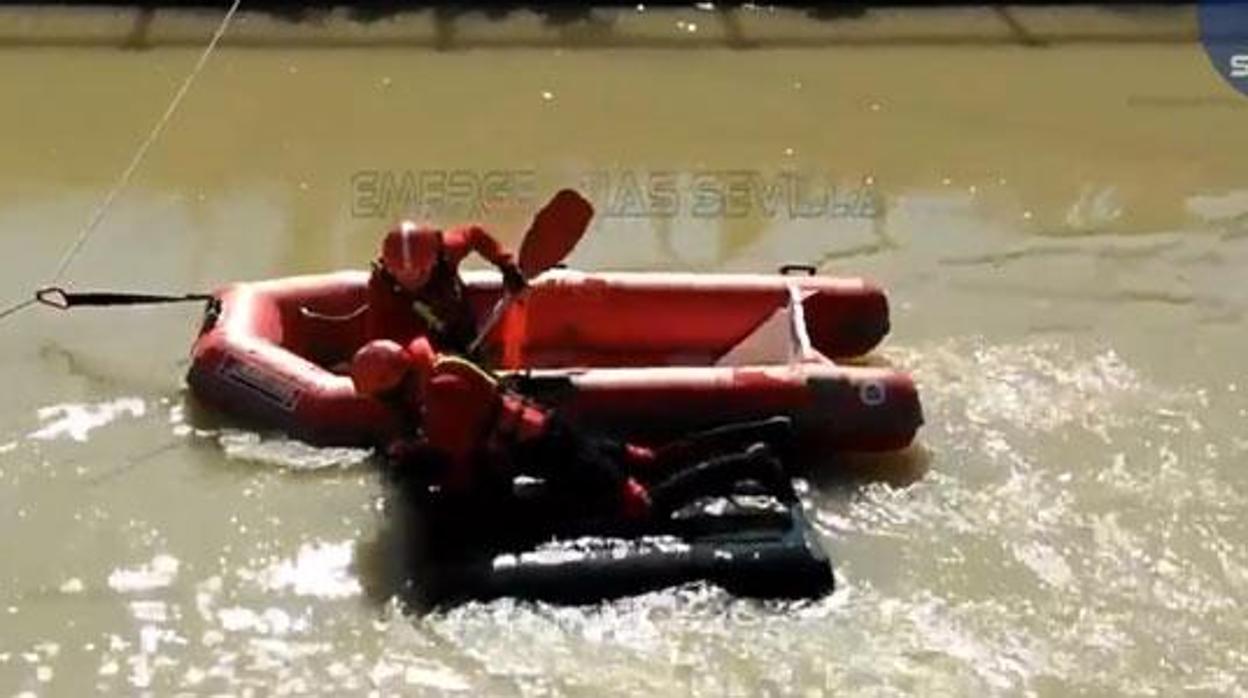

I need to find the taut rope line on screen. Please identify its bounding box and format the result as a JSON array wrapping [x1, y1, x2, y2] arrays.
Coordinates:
[[0, 0, 242, 324]]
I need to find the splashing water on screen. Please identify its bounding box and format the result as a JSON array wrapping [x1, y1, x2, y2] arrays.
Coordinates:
[[28, 397, 146, 442], [217, 431, 373, 471]]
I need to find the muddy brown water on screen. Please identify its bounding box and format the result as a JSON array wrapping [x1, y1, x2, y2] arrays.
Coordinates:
[[2, 5, 1247, 696]]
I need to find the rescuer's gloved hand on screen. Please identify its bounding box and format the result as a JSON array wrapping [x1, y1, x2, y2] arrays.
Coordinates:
[[501, 263, 528, 294]]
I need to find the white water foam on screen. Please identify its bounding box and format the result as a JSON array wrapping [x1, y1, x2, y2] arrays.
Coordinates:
[[217, 431, 372, 471], [108, 554, 180, 593], [28, 397, 146, 442]]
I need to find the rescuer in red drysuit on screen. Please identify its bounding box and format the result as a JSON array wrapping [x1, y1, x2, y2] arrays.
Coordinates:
[[365, 221, 528, 354], [350, 338, 798, 522], [353, 336, 652, 520]]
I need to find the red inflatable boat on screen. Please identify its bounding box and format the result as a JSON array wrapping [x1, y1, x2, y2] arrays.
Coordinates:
[[187, 269, 922, 453]]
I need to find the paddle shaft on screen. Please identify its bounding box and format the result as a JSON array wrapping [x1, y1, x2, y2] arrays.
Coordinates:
[[468, 280, 531, 356]]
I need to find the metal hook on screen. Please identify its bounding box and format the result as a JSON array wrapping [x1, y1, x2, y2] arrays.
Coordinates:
[[35, 287, 70, 310]]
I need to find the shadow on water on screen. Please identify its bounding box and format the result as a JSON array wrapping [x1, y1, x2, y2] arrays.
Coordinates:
[[180, 390, 247, 433], [38, 341, 124, 386], [37, 341, 167, 393], [802, 443, 931, 491], [354, 475, 442, 613]]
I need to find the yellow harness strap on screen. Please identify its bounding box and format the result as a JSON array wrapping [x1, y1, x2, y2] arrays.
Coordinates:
[[434, 354, 497, 386], [411, 300, 447, 333]]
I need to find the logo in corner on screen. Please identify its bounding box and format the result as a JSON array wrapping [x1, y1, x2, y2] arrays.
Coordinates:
[[1199, 1, 1248, 96]]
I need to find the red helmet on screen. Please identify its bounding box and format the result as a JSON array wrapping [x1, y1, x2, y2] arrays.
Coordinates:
[[381, 221, 441, 290], [350, 339, 411, 397]]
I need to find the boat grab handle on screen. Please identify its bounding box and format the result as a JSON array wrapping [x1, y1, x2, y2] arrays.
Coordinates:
[[778, 263, 817, 276]]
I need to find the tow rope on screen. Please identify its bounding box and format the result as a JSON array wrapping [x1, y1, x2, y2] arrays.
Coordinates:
[[34, 287, 214, 310], [0, 0, 241, 327]]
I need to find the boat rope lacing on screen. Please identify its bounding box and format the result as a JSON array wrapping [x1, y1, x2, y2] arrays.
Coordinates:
[[0, 0, 242, 326]]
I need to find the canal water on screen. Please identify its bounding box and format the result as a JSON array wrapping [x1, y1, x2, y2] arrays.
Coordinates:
[[1, 5, 1246, 695]]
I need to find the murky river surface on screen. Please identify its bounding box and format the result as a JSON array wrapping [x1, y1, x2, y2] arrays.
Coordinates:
[[2, 5, 1247, 695]]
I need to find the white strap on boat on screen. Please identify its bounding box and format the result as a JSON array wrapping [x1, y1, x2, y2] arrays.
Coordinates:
[[786, 283, 814, 366]]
